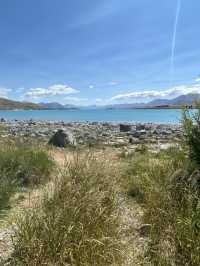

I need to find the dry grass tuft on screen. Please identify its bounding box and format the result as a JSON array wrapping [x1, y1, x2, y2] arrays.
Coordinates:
[[11, 152, 124, 266]]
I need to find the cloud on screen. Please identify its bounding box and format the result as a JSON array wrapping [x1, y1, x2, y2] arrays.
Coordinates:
[[24, 84, 79, 99], [0, 87, 11, 98], [89, 85, 94, 89], [108, 81, 118, 86], [95, 98, 103, 103], [64, 96, 88, 102], [111, 84, 200, 101], [16, 87, 25, 92]]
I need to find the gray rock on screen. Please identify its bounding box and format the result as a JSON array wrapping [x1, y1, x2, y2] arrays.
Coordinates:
[[130, 129, 146, 138], [139, 129, 146, 135], [130, 131, 141, 138], [129, 137, 133, 144], [129, 137, 141, 144], [48, 129, 76, 147], [160, 130, 171, 136], [136, 124, 146, 130]]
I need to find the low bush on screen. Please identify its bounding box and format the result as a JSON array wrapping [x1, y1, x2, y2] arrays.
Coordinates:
[[183, 107, 200, 167], [11, 153, 124, 266]]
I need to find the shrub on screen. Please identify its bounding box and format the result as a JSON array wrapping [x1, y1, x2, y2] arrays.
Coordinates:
[[11, 153, 124, 266], [182, 107, 200, 167]]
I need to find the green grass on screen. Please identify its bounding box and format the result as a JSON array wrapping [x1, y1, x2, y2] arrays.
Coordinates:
[[123, 146, 200, 266], [0, 144, 54, 212], [11, 153, 124, 266]]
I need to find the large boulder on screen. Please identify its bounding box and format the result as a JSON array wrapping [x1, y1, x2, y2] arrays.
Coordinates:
[[48, 129, 76, 147], [119, 124, 132, 132]]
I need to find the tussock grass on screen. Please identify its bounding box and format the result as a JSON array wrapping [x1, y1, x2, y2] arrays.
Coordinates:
[[124, 144, 200, 265], [0, 144, 54, 212], [11, 153, 124, 266]]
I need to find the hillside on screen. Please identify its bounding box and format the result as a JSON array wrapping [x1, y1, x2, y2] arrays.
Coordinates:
[[0, 99, 78, 110], [148, 93, 200, 107], [0, 98, 42, 110]]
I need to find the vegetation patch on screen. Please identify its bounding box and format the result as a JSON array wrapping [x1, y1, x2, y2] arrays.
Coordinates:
[[11, 153, 124, 266], [0, 144, 54, 213], [122, 108, 200, 265]]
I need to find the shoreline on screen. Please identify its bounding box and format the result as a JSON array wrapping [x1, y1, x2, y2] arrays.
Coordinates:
[[1, 118, 181, 125], [0, 119, 183, 148]]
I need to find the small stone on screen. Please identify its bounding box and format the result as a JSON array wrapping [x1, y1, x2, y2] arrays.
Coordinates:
[[138, 224, 151, 237], [129, 137, 134, 144]]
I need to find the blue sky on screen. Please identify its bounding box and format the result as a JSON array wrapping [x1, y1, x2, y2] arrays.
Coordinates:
[[0, 0, 200, 105]]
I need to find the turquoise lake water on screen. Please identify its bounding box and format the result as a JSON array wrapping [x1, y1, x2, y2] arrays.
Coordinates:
[[0, 109, 183, 123]]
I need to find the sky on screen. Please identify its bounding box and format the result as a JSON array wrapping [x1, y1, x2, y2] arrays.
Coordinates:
[[0, 0, 200, 105]]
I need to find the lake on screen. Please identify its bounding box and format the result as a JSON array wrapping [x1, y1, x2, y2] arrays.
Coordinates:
[[0, 109, 183, 124]]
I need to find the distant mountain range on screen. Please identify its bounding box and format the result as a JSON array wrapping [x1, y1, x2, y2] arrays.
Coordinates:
[[148, 93, 200, 106], [106, 93, 200, 109], [0, 93, 199, 110], [39, 102, 78, 110]]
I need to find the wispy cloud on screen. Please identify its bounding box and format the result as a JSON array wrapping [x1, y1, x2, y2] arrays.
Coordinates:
[[95, 98, 103, 103], [64, 96, 88, 102], [24, 84, 79, 99], [0, 87, 12, 98], [111, 83, 200, 101], [88, 81, 118, 90], [108, 81, 118, 86], [16, 87, 25, 93]]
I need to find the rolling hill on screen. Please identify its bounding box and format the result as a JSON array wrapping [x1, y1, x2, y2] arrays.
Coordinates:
[[0, 99, 78, 110], [0, 98, 42, 110]]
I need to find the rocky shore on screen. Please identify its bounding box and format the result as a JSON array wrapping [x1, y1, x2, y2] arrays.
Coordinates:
[[0, 119, 183, 148]]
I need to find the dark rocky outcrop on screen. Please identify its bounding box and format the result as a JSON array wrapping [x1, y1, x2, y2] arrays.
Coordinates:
[[120, 124, 132, 132]]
